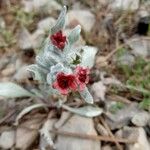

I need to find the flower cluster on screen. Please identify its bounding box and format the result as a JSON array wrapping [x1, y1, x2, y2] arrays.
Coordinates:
[[49, 30, 90, 95], [53, 66, 90, 95], [50, 30, 66, 50]]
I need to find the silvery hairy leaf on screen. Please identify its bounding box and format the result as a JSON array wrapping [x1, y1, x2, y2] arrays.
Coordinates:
[[15, 103, 47, 125], [0, 82, 34, 98], [46, 63, 64, 84], [68, 25, 81, 46], [27, 64, 47, 82], [40, 119, 56, 150], [47, 63, 72, 84], [81, 46, 98, 68], [37, 42, 67, 70], [51, 6, 66, 34], [62, 104, 103, 117], [79, 87, 94, 104]]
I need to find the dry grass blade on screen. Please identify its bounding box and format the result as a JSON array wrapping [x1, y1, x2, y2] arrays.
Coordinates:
[[100, 116, 123, 150], [50, 130, 136, 144], [107, 94, 132, 104]]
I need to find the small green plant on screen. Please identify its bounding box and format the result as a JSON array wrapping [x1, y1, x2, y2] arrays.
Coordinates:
[[116, 47, 127, 58], [119, 57, 150, 90], [139, 98, 150, 111], [109, 102, 124, 113], [11, 6, 35, 27], [0, 28, 16, 48]]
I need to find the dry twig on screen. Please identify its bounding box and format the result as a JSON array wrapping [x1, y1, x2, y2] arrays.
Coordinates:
[[50, 130, 136, 144], [100, 116, 123, 150]]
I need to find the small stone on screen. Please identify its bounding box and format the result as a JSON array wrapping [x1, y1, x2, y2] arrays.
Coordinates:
[[111, 0, 140, 11], [132, 111, 150, 127], [22, 0, 34, 13], [1, 64, 16, 76], [0, 17, 5, 29], [127, 36, 150, 58], [0, 56, 10, 70], [0, 130, 15, 149], [18, 27, 32, 50], [67, 10, 95, 32], [31, 29, 45, 49], [16, 117, 44, 150], [13, 66, 31, 82], [116, 127, 150, 150], [55, 115, 101, 150], [101, 145, 113, 150], [22, 0, 61, 14], [91, 81, 106, 101], [114, 52, 135, 66], [37, 17, 56, 31], [105, 103, 141, 130], [16, 127, 38, 150]]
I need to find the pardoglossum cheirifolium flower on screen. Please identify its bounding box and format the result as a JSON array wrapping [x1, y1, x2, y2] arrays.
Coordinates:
[[27, 6, 94, 104]]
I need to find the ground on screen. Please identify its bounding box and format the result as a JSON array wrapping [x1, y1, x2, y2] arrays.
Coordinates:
[[0, 0, 150, 150]]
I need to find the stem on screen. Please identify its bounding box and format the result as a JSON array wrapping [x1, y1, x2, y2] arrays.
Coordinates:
[[50, 130, 136, 144]]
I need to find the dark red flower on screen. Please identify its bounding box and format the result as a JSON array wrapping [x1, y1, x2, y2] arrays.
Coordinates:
[[50, 31, 66, 50], [75, 66, 90, 90], [53, 72, 77, 95]]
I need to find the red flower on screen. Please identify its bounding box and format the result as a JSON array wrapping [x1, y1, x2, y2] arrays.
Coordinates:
[[50, 30, 66, 50], [53, 72, 77, 95], [75, 66, 90, 91]]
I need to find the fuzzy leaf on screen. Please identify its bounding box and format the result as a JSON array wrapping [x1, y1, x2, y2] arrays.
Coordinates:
[[68, 25, 81, 46], [0, 82, 34, 98], [40, 119, 56, 150], [27, 64, 47, 82], [79, 87, 94, 104], [51, 6, 66, 34], [36, 43, 63, 69], [62, 104, 103, 117], [15, 103, 47, 125], [81, 46, 98, 68]]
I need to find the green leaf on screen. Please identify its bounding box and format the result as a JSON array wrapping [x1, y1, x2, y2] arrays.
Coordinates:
[[51, 6, 66, 34], [0, 82, 34, 98], [79, 87, 94, 104], [62, 104, 103, 117], [68, 25, 81, 46], [81, 46, 98, 68], [139, 98, 150, 111]]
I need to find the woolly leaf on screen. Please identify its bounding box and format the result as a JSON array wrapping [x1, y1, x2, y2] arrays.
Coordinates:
[[62, 104, 103, 117], [27, 64, 47, 82], [79, 87, 94, 104], [81, 46, 98, 68], [51, 6, 67, 34], [0, 82, 34, 98], [68, 25, 81, 46], [15, 103, 47, 125]]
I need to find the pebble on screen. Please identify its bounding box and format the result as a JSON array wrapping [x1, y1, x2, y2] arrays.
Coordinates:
[[0, 130, 15, 149], [55, 115, 101, 150], [1, 64, 16, 76], [37, 17, 56, 31], [111, 0, 140, 11], [67, 10, 95, 32], [131, 111, 150, 127]]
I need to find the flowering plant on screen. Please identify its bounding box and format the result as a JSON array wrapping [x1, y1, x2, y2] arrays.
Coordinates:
[[28, 6, 95, 104], [0, 6, 102, 118]]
